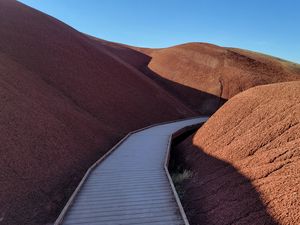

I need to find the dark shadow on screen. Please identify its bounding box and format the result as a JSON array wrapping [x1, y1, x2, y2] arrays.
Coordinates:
[[89, 38, 227, 115], [141, 66, 226, 115], [169, 132, 279, 225]]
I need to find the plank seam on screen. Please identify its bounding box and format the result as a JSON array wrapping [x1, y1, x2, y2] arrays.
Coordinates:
[[54, 116, 208, 225]]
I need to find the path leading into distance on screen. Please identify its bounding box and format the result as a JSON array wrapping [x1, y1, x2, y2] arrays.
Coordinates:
[[55, 117, 208, 225]]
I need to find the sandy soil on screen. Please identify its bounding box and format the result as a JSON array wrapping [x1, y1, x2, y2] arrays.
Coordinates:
[[174, 81, 300, 225]]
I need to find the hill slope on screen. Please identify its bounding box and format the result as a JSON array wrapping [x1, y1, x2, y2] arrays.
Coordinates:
[[0, 1, 194, 224], [135, 43, 300, 114], [2, 1, 300, 224], [174, 81, 300, 225]]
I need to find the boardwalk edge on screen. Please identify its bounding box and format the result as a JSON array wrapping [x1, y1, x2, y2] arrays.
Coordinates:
[[54, 116, 208, 225]]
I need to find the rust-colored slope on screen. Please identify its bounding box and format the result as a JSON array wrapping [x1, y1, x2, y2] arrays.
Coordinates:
[[87, 36, 151, 70], [0, 1, 194, 225], [87, 39, 300, 115], [136, 43, 300, 114], [175, 81, 300, 225], [86, 37, 222, 115], [87, 41, 224, 115]]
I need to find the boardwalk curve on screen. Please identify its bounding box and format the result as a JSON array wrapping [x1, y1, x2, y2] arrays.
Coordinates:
[[55, 117, 208, 225]]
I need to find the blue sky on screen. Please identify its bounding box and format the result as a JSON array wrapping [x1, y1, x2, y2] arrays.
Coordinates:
[[18, 0, 300, 63]]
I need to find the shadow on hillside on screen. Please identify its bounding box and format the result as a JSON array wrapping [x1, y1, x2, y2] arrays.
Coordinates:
[[170, 133, 279, 225], [141, 65, 226, 115], [133, 49, 226, 115], [96, 40, 227, 115]]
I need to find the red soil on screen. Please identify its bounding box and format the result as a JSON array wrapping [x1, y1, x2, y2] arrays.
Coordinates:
[[0, 1, 194, 224], [77, 38, 228, 115], [136, 43, 300, 114], [174, 81, 300, 225], [2, 1, 300, 224]]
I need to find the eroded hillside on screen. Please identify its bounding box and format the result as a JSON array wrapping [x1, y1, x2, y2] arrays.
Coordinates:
[[174, 81, 300, 225], [137, 43, 300, 114], [0, 1, 193, 224]]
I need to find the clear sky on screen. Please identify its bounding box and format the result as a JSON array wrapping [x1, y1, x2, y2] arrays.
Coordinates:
[[18, 0, 300, 63]]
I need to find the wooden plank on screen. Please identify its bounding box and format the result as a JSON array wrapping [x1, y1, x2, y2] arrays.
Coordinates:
[[55, 116, 208, 225]]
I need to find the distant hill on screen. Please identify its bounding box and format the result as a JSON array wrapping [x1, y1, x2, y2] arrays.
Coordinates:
[[135, 43, 300, 114], [91, 40, 300, 114]]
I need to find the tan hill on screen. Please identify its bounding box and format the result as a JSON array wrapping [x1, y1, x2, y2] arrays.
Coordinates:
[[174, 81, 300, 225], [134, 43, 300, 114], [0, 1, 194, 224]]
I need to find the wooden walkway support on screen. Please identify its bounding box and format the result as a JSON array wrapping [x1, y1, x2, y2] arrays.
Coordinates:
[[55, 117, 208, 225]]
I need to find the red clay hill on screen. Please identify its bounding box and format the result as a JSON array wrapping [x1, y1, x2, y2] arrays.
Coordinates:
[[88, 40, 300, 114], [133, 43, 300, 114], [174, 81, 300, 225], [1, 0, 300, 225], [0, 1, 194, 224]]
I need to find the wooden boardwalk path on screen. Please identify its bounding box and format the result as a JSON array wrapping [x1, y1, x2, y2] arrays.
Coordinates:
[[55, 117, 208, 225]]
